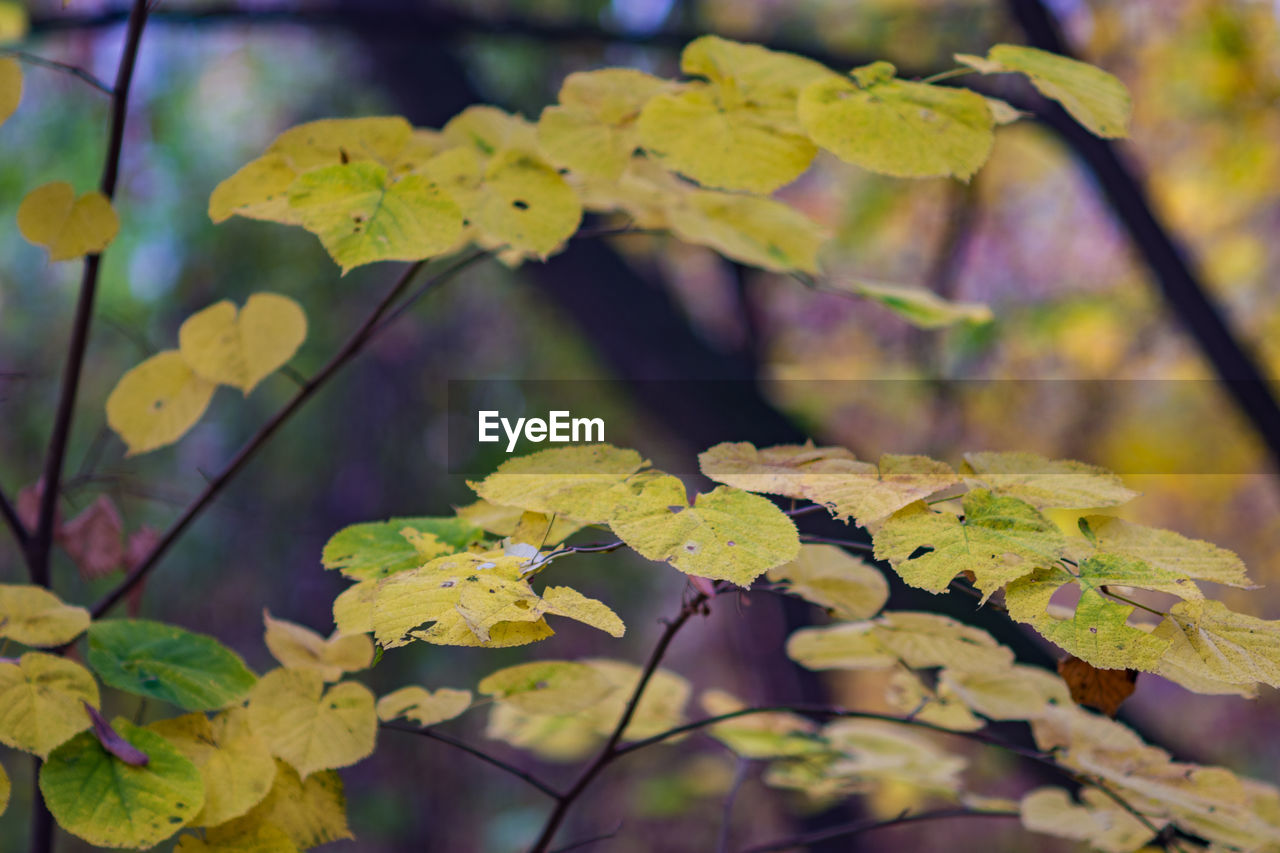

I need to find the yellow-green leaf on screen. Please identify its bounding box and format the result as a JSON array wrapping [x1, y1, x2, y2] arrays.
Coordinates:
[[263, 611, 373, 682], [17, 181, 119, 261], [0, 57, 20, 127], [680, 36, 833, 122], [105, 350, 217, 456], [886, 668, 983, 731], [1005, 559, 1182, 670], [211, 759, 351, 849], [147, 709, 277, 827], [473, 149, 583, 258], [1081, 515, 1253, 587], [478, 660, 616, 714], [0, 652, 99, 756], [321, 516, 485, 581], [799, 65, 994, 180], [958, 45, 1131, 138], [667, 188, 826, 274], [268, 115, 414, 171], [699, 441, 857, 501], [178, 293, 307, 395], [246, 668, 376, 778], [0, 583, 90, 647], [786, 621, 897, 671], [175, 822, 297, 852], [941, 664, 1071, 720], [963, 451, 1138, 509], [1152, 600, 1280, 690], [538, 69, 669, 181], [208, 153, 299, 225], [837, 279, 993, 328], [873, 489, 1064, 598], [375, 686, 472, 727], [610, 476, 799, 586], [767, 544, 889, 620], [701, 689, 822, 759], [455, 500, 586, 543], [468, 444, 647, 524], [539, 586, 625, 637], [41, 719, 205, 849], [0, 757, 8, 817], [787, 612, 1015, 674], [288, 161, 463, 273], [332, 581, 375, 635]]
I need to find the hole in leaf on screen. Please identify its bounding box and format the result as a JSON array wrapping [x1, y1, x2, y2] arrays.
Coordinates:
[[511, 199, 530, 210]]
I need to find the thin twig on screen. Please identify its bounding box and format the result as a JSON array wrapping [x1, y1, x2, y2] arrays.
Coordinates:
[[90, 255, 456, 617], [717, 758, 751, 853], [782, 504, 826, 518], [381, 723, 562, 800], [1, 49, 113, 94], [527, 590, 711, 852], [795, 535, 874, 554], [547, 823, 624, 852], [29, 0, 149, 588], [739, 808, 1019, 853]]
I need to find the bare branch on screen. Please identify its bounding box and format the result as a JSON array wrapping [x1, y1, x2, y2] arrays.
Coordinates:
[[381, 722, 562, 800], [0, 485, 28, 551], [739, 808, 1020, 853], [0, 49, 112, 94]]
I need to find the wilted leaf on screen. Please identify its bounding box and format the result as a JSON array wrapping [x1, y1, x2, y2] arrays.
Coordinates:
[[247, 668, 377, 778], [60, 495, 125, 579], [87, 619, 257, 711], [1058, 655, 1138, 716], [17, 181, 119, 261], [105, 350, 217, 456]]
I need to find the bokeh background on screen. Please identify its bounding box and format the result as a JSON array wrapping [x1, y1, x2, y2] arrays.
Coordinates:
[[3, 0, 1280, 850]]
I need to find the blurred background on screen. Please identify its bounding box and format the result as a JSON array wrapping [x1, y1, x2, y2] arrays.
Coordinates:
[[2, 0, 1280, 850]]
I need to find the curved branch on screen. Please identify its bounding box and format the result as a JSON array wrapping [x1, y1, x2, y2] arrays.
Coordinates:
[[0, 486, 27, 551], [381, 722, 562, 800], [739, 808, 1020, 853], [90, 250, 488, 618]]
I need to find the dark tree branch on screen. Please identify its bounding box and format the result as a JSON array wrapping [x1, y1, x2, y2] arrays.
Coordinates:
[[738, 808, 1021, 853], [29, 0, 149, 588], [90, 250, 488, 618], [1, 49, 113, 94], [0, 485, 27, 551], [381, 723, 563, 800], [528, 589, 711, 853]]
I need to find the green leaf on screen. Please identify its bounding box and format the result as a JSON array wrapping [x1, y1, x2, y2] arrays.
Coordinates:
[[246, 668, 377, 778], [40, 718, 205, 849], [0, 583, 91, 647], [0, 652, 100, 757], [478, 660, 617, 714], [288, 161, 464, 273], [958, 45, 1131, 138], [873, 489, 1064, 598], [836, 279, 993, 328], [799, 63, 994, 180], [610, 476, 800, 587], [962, 451, 1138, 509], [321, 516, 485, 581], [87, 619, 257, 711]]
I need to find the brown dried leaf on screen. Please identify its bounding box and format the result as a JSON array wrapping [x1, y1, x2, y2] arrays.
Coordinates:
[[60, 496, 125, 579], [1057, 654, 1137, 717]]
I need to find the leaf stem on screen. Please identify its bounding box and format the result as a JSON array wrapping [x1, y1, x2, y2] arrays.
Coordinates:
[[1, 49, 113, 95], [1101, 588, 1168, 618], [918, 67, 975, 85], [527, 589, 711, 852], [29, 0, 149, 589], [381, 723, 562, 800], [738, 807, 1019, 853], [90, 252, 488, 618]]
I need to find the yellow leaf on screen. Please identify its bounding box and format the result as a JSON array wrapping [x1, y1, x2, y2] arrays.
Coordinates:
[[610, 475, 799, 587], [442, 105, 537, 156], [468, 444, 648, 524], [786, 621, 897, 671], [17, 181, 119, 261], [0, 758, 9, 817], [105, 350, 217, 456], [0, 652, 99, 757], [667, 188, 826, 273], [147, 709, 277, 827], [268, 115, 413, 171], [539, 586, 625, 638], [538, 68, 669, 180], [941, 664, 1071, 720], [331, 580, 375, 635], [0, 57, 20, 126], [766, 544, 889, 620], [787, 612, 1014, 674], [885, 668, 983, 731], [1020, 786, 1156, 853], [1081, 515, 1253, 587], [1152, 600, 1280, 690], [0, 4, 29, 44], [699, 441, 857, 500], [836, 279, 993, 329], [474, 149, 582, 258], [799, 64, 994, 180], [375, 686, 471, 727], [0, 583, 90, 647], [176, 822, 296, 852], [455, 500, 586, 543], [478, 660, 616, 714], [288, 161, 464, 273], [638, 85, 816, 193], [958, 45, 1131, 138], [700, 689, 821, 759], [246, 669, 376, 778], [179, 293, 307, 394], [211, 759, 352, 849], [262, 611, 373, 682], [680, 36, 833, 126], [962, 451, 1138, 510], [208, 154, 300, 225]]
